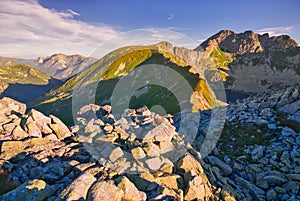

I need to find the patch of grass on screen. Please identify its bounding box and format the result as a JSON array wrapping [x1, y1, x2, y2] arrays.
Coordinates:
[[217, 123, 276, 160], [210, 47, 229, 69]]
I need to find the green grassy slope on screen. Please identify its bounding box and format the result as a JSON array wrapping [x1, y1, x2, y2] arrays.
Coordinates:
[[30, 43, 226, 125]]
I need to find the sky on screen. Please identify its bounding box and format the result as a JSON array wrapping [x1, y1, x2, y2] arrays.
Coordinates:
[[0, 0, 299, 58]]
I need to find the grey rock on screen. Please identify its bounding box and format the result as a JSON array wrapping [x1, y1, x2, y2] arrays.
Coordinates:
[[207, 156, 232, 176], [0, 97, 26, 115], [278, 100, 300, 115], [251, 146, 265, 161], [87, 180, 124, 201], [266, 189, 277, 201], [58, 172, 96, 200], [280, 151, 291, 164], [282, 127, 297, 137], [49, 115, 72, 139], [264, 175, 287, 185], [253, 118, 268, 126]]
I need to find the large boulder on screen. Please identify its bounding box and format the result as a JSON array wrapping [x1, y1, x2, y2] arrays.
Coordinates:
[[58, 172, 96, 200], [49, 115, 72, 139], [116, 176, 146, 201], [87, 180, 124, 201], [0, 97, 26, 116]]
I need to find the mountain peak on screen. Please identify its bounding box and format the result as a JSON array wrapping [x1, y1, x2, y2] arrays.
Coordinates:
[[196, 30, 298, 54]]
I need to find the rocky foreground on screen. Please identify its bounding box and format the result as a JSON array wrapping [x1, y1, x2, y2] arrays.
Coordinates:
[[0, 85, 300, 200]]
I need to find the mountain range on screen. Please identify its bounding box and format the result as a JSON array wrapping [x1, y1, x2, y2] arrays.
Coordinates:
[[0, 30, 300, 201], [0, 30, 299, 124]]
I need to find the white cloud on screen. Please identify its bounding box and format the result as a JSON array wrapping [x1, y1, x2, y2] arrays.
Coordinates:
[[0, 0, 119, 58], [168, 13, 174, 20], [257, 26, 293, 36]]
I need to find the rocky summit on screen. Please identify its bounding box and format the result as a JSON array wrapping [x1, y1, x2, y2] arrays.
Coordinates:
[[0, 83, 300, 200]]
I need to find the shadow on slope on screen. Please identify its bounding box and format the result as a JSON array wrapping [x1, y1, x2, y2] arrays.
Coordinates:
[[0, 79, 62, 103]]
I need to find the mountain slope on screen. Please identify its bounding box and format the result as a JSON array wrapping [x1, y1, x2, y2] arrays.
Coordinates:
[[30, 42, 227, 125], [197, 30, 300, 93], [0, 64, 62, 103]]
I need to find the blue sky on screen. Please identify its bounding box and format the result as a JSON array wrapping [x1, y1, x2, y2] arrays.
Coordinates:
[[0, 0, 299, 58]]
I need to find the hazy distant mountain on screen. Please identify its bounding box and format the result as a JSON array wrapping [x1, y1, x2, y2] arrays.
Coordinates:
[[197, 30, 300, 93], [0, 64, 62, 102], [35, 54, 97, 80], [0, 54, 97, 80]]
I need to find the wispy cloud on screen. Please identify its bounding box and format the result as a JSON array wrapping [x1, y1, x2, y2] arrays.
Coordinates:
[[0, 0, 119, 58], [168, 13, 174, 20], [256, 26, 293, 36]]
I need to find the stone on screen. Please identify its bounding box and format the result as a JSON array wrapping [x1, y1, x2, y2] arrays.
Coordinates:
[[235, 176, 265, 200], [251, 146, 265, 161], [268, 124, 277, 130], [264, 175, 287, 185], [184, 175, 211, 201], [131, 147, 146, 160], [155, 174, 183, 189], [143, 122, 176, 142], [0, 97, 26, 115], [136, 106, 151, 116], [109, 147, 124, 162], [114, 126, 129, 140], [282, 181, 300, 194], [0, 141, 25, 160], [253, 118, 268, 126], [11, 125, 29, 140], [260, 108, 273, 117], [286, 174, 300, 181], [143, 142, 161, 157], [103, 124, 114, 133], [26, 121, 42, 138], [28, 109, 52, 134], [266, 189, 277, 201], [116, 176, 146, 201], [280, 151, 291, 164], [159, 141, 175, 154], [49, 115, 72, 139], [3, 122, 17, 134], [96, 105, 112, 117], [282, 127, 297, 137], [87, 180, 124, 201], [0, 179, 55, 201], [59, 172, 96, 200], [145, 157, 162, 171], [207, 156, 232, 176], [278, 100, 300, 115], [177, 153, 203, 175]]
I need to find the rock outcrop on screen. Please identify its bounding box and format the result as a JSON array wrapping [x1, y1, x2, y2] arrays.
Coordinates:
[[1, 84, 300, 200], [0, 97, 234, 201]]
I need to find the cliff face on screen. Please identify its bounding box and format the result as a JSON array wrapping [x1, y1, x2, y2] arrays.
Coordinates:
[[197, 30, 298, 54], [196, 30, 300, 94]]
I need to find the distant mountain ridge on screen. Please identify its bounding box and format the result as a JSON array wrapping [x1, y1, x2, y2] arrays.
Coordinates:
[[35, 54, 97, 80], [0, 54, 97, 80], [0, 64, 62, 103]]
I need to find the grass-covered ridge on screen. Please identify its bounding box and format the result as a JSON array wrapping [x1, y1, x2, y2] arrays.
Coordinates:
[[30, 42, 226, 125], [0, 64, 51, 93]]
